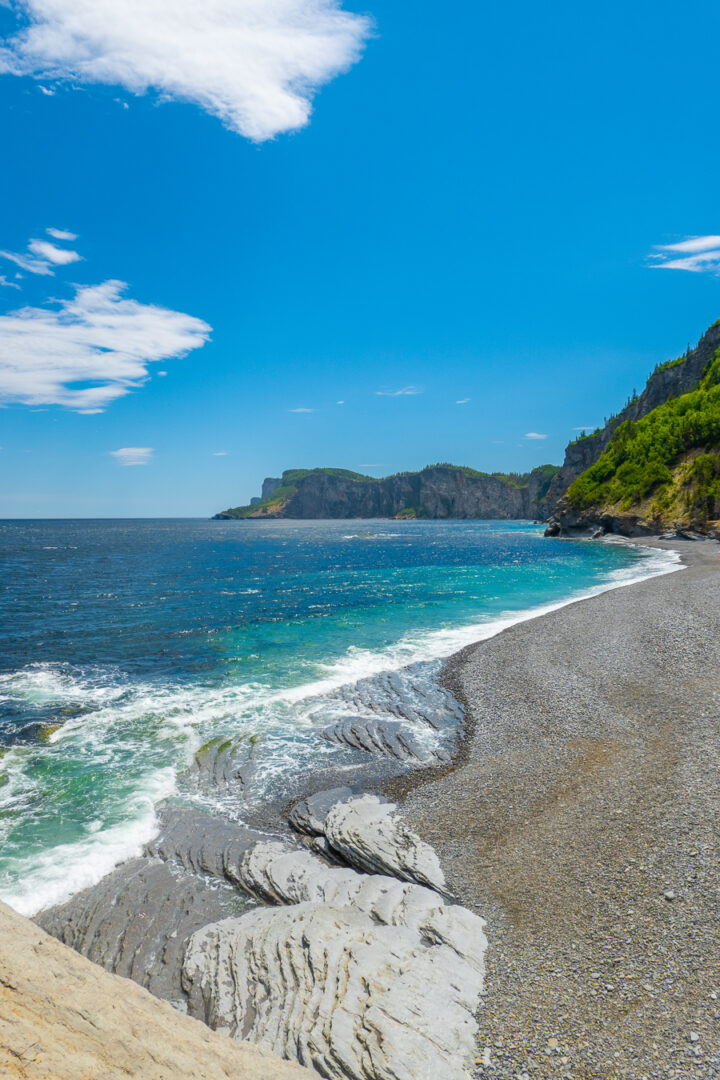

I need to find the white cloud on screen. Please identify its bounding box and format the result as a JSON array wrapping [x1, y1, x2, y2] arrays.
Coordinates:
[[0, 248, 55, 275], [650, 235, 720, 274], [524, 432, 547, 440], [288, 406, 314, 412], [572, 425, 597, 431], [38, 83, 54, 95], [0, 279, 210, 412], [110, 447, 154, 466], [0, 0, 373, 141], [47, 227, 78, 241], [456, 397, 470, 404], [375, 386, 422, 397], [28, 238, 81, 265], [0, 275, 21, 290], [337, 399, 344, 404], [212, 451, 228, 456]]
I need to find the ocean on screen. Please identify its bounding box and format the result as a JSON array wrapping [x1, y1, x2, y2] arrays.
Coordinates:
[[0, 518, 680, 917]]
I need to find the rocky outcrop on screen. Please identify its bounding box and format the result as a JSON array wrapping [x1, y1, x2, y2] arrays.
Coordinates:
[[321, 715, 450, 764], [321, 794, 447, 891], [231, 839, 485, 973], [0, 899, 313, 1080], [184, 900, 483, 1080], [182, 833, 486, 1080], [217, 464, 559, 520], [289, 790, 447, 892]]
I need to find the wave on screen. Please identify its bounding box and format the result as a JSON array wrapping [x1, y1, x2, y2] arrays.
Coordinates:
[[0, 541, 681, 916]]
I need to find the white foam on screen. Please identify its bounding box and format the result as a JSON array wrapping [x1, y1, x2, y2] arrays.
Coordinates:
[[0, 766, 176, 916], [0, 540, 681, 916]]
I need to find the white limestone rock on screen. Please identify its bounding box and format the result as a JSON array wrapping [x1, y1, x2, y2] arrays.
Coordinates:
[[183, 900, 483, 1080], [236, 839, 486, 978], [323, 793, 447, 892]]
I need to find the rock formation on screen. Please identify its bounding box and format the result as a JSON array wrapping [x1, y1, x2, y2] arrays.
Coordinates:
[[0, 899, 312, 1080], [216, 463, 559, 520], [182, 829, 486, 1080], [544, 319, 720, 535]]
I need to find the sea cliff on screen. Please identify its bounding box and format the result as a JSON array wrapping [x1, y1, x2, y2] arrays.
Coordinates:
[[215, 463, 559, 521]]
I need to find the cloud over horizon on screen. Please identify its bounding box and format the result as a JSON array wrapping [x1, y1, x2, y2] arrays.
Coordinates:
[[0, 0, 373, 141], [0, 280, 211, 412], [375, 385, 422, 397], [649, 235, 720, 274], [110, 447, 154, 466], [524, 432, 547, 439]]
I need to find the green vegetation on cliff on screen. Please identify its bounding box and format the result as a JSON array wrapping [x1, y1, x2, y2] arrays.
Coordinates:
[[218, 467, 373, 518], [566, 348, 720, 524]]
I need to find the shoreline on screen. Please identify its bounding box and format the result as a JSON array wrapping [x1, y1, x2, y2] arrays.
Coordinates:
[[20, 532, 718, 1079], [398, 535, 720, 1079]]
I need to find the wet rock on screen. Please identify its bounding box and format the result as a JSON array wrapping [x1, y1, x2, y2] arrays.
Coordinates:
[[323, 794, 447, 893], [183, 900, 482, 1080], [147, 806, 269, 882], [37, 856, 252, 1005], [321, 715, 450, 764], [191, 733, 258, 796]]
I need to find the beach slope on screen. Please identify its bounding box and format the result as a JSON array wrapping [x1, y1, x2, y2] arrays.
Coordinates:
[[401, 539, 720, 1078]]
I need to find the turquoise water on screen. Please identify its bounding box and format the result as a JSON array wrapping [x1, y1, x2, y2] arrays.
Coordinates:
[[0, 518, 679, 915]]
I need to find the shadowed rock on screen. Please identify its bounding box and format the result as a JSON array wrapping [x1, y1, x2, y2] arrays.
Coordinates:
[[37, 856, 252, 1005], [183, 900, 483, 1080], [288, 786, 356, 836], [147, 806, 270, 883]]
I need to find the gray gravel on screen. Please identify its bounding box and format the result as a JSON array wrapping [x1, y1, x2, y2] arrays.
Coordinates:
[[398, 538, 720, 1080]]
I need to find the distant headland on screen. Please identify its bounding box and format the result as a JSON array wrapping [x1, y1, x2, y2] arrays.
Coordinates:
[[215, 318, 720, 539]]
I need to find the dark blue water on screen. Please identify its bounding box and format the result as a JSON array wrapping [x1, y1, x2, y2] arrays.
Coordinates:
[[0, 518, 678, 914]]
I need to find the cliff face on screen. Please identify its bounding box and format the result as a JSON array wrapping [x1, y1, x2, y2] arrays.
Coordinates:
[[545, 320, 720, 515], [545, 319, 720, 537], [216, 464, 559, 521]]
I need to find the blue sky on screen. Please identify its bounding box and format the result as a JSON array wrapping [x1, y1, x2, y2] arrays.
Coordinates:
[[1, 0, 720, 517]]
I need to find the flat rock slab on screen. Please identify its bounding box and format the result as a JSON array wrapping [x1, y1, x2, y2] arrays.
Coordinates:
[[0, 900, 313, 1080]]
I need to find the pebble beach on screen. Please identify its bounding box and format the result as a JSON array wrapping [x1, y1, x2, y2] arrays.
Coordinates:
[[400, 538, 720, 1079]]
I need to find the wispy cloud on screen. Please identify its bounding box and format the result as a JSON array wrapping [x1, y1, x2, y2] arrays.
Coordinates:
[[1, 229, 81, 276], [572, 425, 597, 431], [46, 227, 78, 242], [337, 399, 345, 404], [649, 235, 720, 273], [28, 238, 81, 265], [212, 451, 228, 456], [0, 280, 210, 412], [375, 386, 422, 397], [110, 447, 154, 466], [0, 0, 373, 141], [288, 407, 315, 413], [456, 397, 470, 404], [0, 249, 55, 276], [524, 432, 547, 440], [0, 275, 21, 290]]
